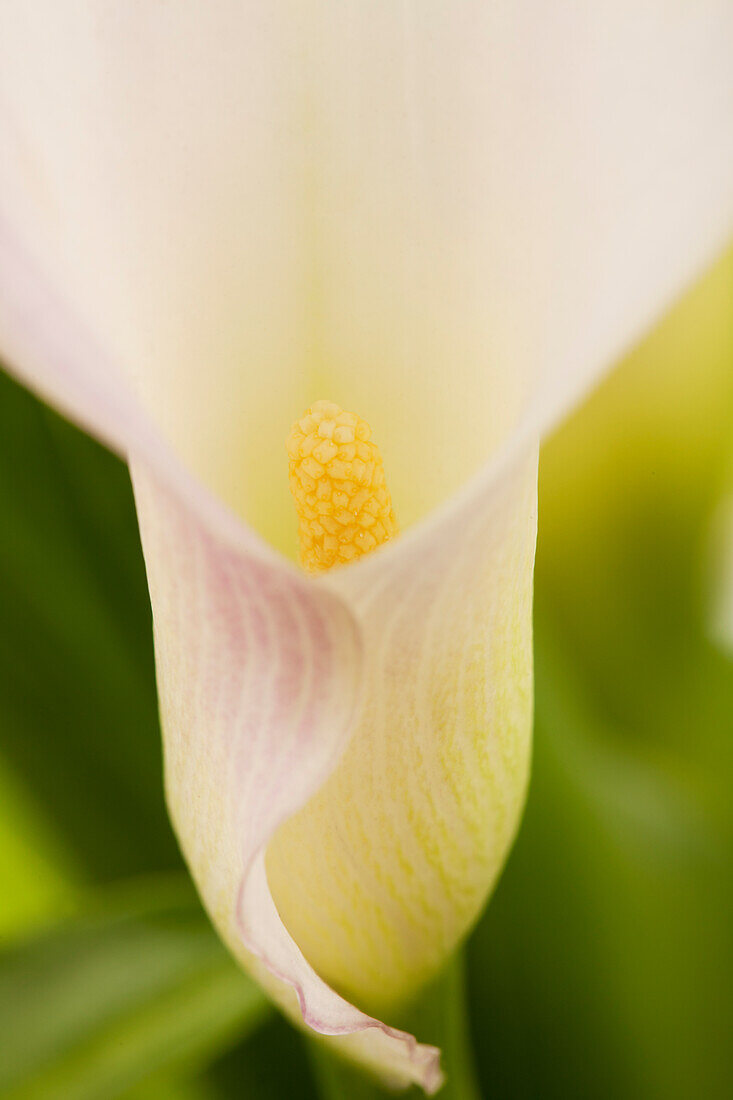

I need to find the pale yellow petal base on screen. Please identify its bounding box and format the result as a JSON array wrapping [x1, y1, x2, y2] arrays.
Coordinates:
[[268, 451, 537, 1014]]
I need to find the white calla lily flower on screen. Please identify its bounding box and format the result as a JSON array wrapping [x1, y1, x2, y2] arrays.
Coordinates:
[[1, 2, 732, 1092]]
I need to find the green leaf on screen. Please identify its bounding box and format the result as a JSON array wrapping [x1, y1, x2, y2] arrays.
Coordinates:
[[0, 876, 271, 1100], [204, 1016, 321, 1100], [0, 757, 79, 936], [0, 365, 179, 879]]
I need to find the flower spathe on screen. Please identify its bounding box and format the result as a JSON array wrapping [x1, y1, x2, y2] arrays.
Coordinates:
[[1, 3, 732, 1091]]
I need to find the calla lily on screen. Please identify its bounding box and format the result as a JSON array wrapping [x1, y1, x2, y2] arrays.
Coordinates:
[[1, 3, 732, 1092]]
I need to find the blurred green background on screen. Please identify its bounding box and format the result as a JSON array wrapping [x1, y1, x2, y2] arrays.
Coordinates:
[[0, 248, 731, 1099]]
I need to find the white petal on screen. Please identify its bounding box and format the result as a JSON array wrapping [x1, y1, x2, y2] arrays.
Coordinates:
[[308, 0, 733, 513], [1, 3, 731, 552], [0, 2, 312, 553]]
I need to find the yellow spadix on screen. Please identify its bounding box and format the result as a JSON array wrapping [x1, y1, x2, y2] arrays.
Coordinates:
[[287, 401, 397, 573]]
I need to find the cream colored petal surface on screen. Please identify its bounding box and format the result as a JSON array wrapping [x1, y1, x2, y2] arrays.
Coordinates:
[[0, 1, 313, 555], [1, 3, 731, 553], [307, 0, 733, 524], [269, 448, 537, 1010]]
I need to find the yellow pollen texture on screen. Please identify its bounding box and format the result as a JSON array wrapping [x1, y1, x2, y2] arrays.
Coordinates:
[[287, 400, 398, 573]]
